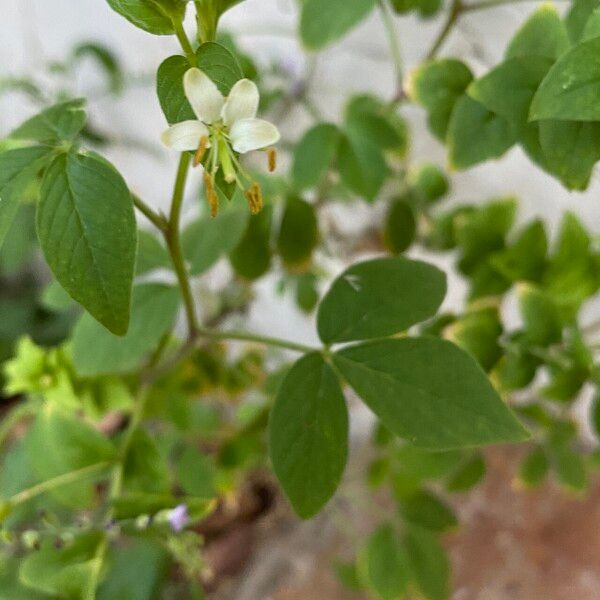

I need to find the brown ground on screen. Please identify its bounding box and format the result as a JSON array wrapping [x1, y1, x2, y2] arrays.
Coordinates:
[[268, 446, 600, 600]]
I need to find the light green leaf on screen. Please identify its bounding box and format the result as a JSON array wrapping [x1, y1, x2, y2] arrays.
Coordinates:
[[333, 337, 529, 449], [447, 95, 514, 169], [300, 0, 376, 50], [106, 0, 184, 35], [20, 533, 105, 599], [71, 283, 180, 376], [505, 4, 569, 60], [581, 7, 600, 40], [276, 196, 318, 269], [530, 36, 600, 121], [407, 59, 473, 140], [182, 193, 249, 275], [318, 257, 446, 345], [176, 446, 217, 498], [565, 0, 600, 42], [518, 283, 563, 346], [404, 526, 450, 600], [37, 151, 137, 335], [0, 146, 54, 248], [10, 99, 86, 144], [358, 525, 410, 600], [410, 163, 449, 204], [292, 123, 341, 191], [269, 352, 348, 518]]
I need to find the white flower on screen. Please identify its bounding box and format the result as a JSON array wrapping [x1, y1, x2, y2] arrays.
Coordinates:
[[161, 68, 280, 216]]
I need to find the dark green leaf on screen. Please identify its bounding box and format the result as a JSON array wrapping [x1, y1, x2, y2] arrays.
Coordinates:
[[383, 198, 416, 254], [269, 353, 348, 518], [445, 453, 486, 492], [317, 257, 446, 345], [196, 42, 244, 95], [276, 197, 318, 269], [292, 123, 340, 191], [518, 446, 548, 488], [136, 230, 171, 275], [37, 151, 137, 335], [397, 490, 457, 531], [333, 337, 529, 449], [517, 283, 563, 346], [105, 0, 184, 35], [565, 0, 600, 42], [229, 206, 272, 280]]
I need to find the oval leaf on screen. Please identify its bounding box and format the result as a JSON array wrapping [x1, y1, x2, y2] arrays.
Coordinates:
[[269, 352, 349, 518], [333, 337, 529, 449], [317, 257, 447, 345], [37, 152, 137, 335]]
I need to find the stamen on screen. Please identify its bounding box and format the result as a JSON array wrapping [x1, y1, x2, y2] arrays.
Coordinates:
[[193, 136, 209, 167], [267, 147, 277, 173], [203, 172, 219, 218], [245, 182, 264, 215]]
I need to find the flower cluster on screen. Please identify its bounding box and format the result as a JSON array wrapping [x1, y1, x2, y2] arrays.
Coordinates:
[[162, 68, 280, 216]]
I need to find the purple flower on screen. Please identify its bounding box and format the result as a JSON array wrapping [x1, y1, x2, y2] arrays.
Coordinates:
[[168, 504, 189, 532]]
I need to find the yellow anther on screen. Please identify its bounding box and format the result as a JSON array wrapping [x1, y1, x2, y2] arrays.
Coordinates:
[[193, 136, 209, 167], [245, 182, 263, 215], [203, 172, 219, 218], [267, 147, 277, 173]]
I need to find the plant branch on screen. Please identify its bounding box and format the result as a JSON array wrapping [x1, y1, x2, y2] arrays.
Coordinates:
[[164, 152, 199, 339], [9, 462, 111, 507], [173, 20, 197, 65], [133, 194, 168, 232], [426, 0, 463, 60], [378, 0, 404, 90]]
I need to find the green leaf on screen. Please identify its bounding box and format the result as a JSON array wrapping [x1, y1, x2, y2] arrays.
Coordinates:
[[157, 43, 243, 125], [530, 36, 600, 121], [98, 539, 169, 600], [517, 283, 563, 346], [565, 0, 600, 42], [0, 146, 54, 248], [276, 197, 318, 269], [553, 445, 587, 491], [136, 229, 171, 275], [505, 4, 569, 60], [0, 557, 48, 600], [105, 0, 184, 35], [300, 0, 376, 50], [269, 353, 348, 518], [391, 0, 442, 17], [20, 532, 105, 599], [122, 429, 170, 494], [338, 129, 388, 201], [445, 453, 486, 492], [333, 337, 529, 449], [71, 283, 180, 376], [317, 257, 446, 345], [404, 526, 450, 600], [538, 120, 600, 190], [407, 59, 473, 140], [73, 43, 124, 94], [581, 6, 600, 39], [10, 99, 86, 144], [229, 206, 272, 280], [518, 446, 548, 488], [410, 163, 449, 204], [358, 525, 410, 600], [447, 95, 514, 169], [397, 490, 457, 532], [383, 198, 417, 254], [176, 446, 217, 498], [182, 194, 249, 275], [37, 151, 137, 335], [25, 404, 115, 506], [292, 123, 341, 191]]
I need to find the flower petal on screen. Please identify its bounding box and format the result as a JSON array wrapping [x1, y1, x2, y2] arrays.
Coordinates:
[[222, 79, 259, 127], [184, 68, 224, 124], [229, 118, 280, 154], [161, 120, 209, 151]]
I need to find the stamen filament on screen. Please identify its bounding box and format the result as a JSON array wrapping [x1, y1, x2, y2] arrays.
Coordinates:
[[193, 136, 209, 167]]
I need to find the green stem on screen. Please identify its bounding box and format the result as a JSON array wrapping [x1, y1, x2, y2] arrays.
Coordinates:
[[196, 326, 320, 354], [173, 20, 197, 65], [9, 462, 111, 507], [378, 0, 404, 89], [133, 194, 168, 232], [426, 0, 463, 60], [165, 152, 199, 339]]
